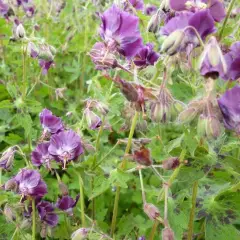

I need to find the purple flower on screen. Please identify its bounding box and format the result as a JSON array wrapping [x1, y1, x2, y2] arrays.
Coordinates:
[[17, 0, 35, 17], [84, 108, 102, 130], [222, 42, 240, 81], [145, 4, 157, 15], [39, 60, 54, 75], [56, 195, 79, 216], [31, 142, 53, 169], [199, 36, 227, 79], [0, 0, 9, 18], [169, 0, 226, 22], [124, 0, 144, 12], [37, 201, 58, 227], [99, 5, 143, 58], [48, 130, 83, 169], [40, 108, 64, 134], [14, 169, 47, 199], [218, 86, 240, 133], [134, 43, 160, 68], [138, 237, 146, 240], [0, 146, 16, 170]]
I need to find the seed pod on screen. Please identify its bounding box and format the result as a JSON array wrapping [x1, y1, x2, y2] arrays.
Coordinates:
[[178, 107, 198, 123], [161, 30, 185, 56], [162, 227, 175, 240], [143, 203, 160, 220], [162, 157, 180, 170]]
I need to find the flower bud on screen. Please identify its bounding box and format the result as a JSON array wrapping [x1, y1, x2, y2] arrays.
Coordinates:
[[4, 178, 18, 191], [162, 227, 175, 240], [0, 146, 16, 170], [162, 157, 180, 170], [27, 42, 39, 58], [84, 108, 102, 130], [197, 115, 207, 137], [206, 116, 222, 139], [161, 30, 185, 56], [178, 107, 198, 123], [71, 228, 89, 240], [4, 204, 16, 222], [143, 203, 160, 220], [151, 102, 170, 123], [59, 181, 69, 196], [15, 23, 25, 39], [38, 45, 54, 61], [133, 147, 152, 166], [147, 10, 161, 33], [20, 219, 32, 230]]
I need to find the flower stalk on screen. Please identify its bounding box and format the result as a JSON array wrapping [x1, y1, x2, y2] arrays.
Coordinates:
[[32, 199, 36, 240]]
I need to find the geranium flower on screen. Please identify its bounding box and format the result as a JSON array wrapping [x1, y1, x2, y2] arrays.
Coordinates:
[[14, 169, 47, 199], [169, 0, 226, 22], [99, 5, 143, 58], [48, 130, 83, 169], [56, 195, 79, 216]]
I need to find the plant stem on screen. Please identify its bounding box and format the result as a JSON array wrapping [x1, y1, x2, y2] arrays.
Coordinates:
[[149, 220, 159, 240], [110, 111, 139, 236], [157, 149, 186, 201], [219, 0, 237, 41], [0, 168, 2, 186], [139, 169, 146, 204], [32, 199, 36, 240], [164, 184, 169, 226], [78, 174, 86, 227], [22, 42, 27, 98], [64, 213, 71, 237], [11, 227, 18, 240], [187, 181, 198, 240]]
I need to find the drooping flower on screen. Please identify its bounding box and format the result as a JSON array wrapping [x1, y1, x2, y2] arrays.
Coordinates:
[[14, 169, 47, 199], [161, 10, 215, 54], [0, 146, 16, 170], [16, 0, 35, 17], [218, 85, 240, 133], [31, 142, 54, 169], [134, 43, 160, 68], [39, 60, 54, 75], [48, 130, 83, 169], [84, 108, 102, 130], [145, 4, 157, 15], [124, 0, 144, 12], [56, 195, 79, 216], [40, 108, 64, 135], [133, 146, 152, 166], [169, 0, 226, 22], [37, 201, 58, 227], [199, 36, 227, 79], [99, 5, 143, 58]]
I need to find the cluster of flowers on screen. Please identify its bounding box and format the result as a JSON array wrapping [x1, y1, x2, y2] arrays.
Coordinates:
[[1, 108, 83, 237]]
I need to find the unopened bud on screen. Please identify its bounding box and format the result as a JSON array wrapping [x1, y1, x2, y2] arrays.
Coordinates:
[[206, 116, 222, 139], [38, 45, 54, 61], [197, 115, 207, 137], [178, 107, 198, 123], [162, 227, 175, 240], [162, 157, 180, 170], [27, 42, 39, 58], [4, 204, 16, 222], [0, 146, 16, 170], [71, 228, 89, 240], [59, 181, 69, 196], [147, 10, 161, 33], [15, 23, 25, 39], [84, 108, 102, 130], [4, 178, 18, 191], [20, 219, 31, 230], [161, 30, 185, 56], [143, 203, 160, 220], [151, 102, 170, 123]]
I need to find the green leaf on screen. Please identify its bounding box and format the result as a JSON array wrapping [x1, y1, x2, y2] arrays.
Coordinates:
[[167, 134, 184, 153], [0, 100, 14, 109], [109, 169, 132, 189], [16, 113, 32, 138]]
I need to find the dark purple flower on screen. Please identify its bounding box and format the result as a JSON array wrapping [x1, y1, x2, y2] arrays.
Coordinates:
[[39, 60, 54, 75], [218, 86, 240, 133], [84, 108, 102, 130], [48, 130, 83, 169], [14, 169, 47, 199], [31, 142, 53, 169], [222, 42, 240, 81], [199, 36, 227, 79], [17, 0, 35, 17], [134, 43, 160, 68], [56, 195, 79, 216], [124, 0, 144, 12], [99, 5, 143, 58], [39, 108, 64, 134], [0, 146, 16, 170], [169, 0, 226, 22], [37, 201, 58, 227], [145, 4, 157, 15], [27, 42, 39, 58]]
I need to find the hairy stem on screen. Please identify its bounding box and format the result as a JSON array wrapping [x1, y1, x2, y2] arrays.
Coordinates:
[[110, 111, 139, 236], [149, 220, 159, 240], [139, 169, 146, 204], [79, 174, 86, 227], [32, 199, 36, 240], [219, 0, 237, 41], [187, 181, 198, 240]]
